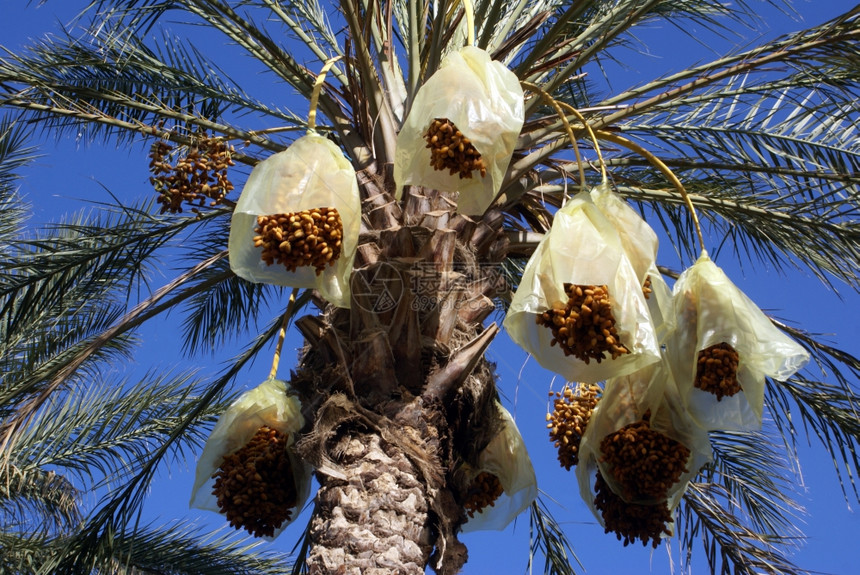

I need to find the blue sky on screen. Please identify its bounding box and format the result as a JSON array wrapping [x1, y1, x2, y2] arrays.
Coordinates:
[[3, 1, 859, 573]]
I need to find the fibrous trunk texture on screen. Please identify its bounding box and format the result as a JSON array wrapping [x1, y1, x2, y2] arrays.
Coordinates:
[[307, 432, 432, 574], [293, 161, 510, 574]]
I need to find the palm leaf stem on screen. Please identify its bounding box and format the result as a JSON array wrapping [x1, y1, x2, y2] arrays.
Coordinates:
[[260, 0, 347, 85], [514, 182, 857, 255], [603, 156, 858, 185], [0, 97, 266, 166], [360, 0, 408, 121], [405, 0, 422, 105], [0, 251, 228, 466], [340, 0, 398, 163], [524, 0, 663, 112], [593, 9, 860, 129]]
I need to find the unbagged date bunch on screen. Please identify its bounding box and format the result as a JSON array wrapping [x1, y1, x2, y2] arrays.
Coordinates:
[[211, 425, 298, 538], [424, 118, 488, 179], [253, 207, 343, 275], [536, 284, 630, 364], [695, 342, 741, 400], [149, 135, 234, 214], [547, 384, 601, 470]]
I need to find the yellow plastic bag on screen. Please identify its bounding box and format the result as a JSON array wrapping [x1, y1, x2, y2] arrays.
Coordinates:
[[590, 182, 658, 286], [190, 378, 312, 539], [667, 251, 810, 431], [461, 403, 537, 532], [643, 263, 675, 345], [504, 190, 661, 383], [590, 183, 674, 343], [394, 46, 523, 215], [228, 133, 360, 308], [576, 361, 711, 547]]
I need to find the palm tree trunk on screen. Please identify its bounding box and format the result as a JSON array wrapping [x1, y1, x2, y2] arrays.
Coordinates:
[[293, 178, 508, 574], [307, 431, 432, 574]]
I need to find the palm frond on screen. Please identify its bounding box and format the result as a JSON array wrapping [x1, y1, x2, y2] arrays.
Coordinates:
[[705, 430, 805, 538], [678, 482, 808, 575], [171, 216, 272, 355], [0, 202, 221, 413], [0, 464, 81, 535], [11, 371, 217, 484], [0, 524, 293, 575], [0, 117, 37, 245], [527, 495, 582, 575], [40, 317, 293, 574], [673, 424, 811, 574], [594, 6, 860, 127], [89, 522, 295, 575], [0, 28, 300, 150], [767, 375, 860, 502], [0, 531, 59, 574]]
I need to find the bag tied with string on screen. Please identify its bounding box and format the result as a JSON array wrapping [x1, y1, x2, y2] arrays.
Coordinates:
[[394, 45, 523, 215], [590, 181, 675, 343], [504, 189, 661, 383], [190, 378, 312, 539], [576, 360, 711, 548], [228, 133, 360, 309], [460, 402, 537, 532], [666, 251, 810, 431]]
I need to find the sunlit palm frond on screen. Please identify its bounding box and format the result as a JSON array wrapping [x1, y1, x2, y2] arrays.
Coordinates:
[[88, 522, 295, 575], [528, 496, 583, 575], [0, 524, 293, 575], [170, 215, 276, 355], [707, 430, 805, 537], [767, 375, 860, 501], [594, 7, 860, 125], [0, 118, 37, 244], [678, 482, 808, 575], [11, 371, 218, 483], [0, 201, 218, 410], [40, 316, 296, 574], [674, 427, 808, 574], [0, 28, 302, 150]]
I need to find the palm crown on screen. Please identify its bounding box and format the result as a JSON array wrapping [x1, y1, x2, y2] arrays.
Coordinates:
[[1, 0, 858, 573]]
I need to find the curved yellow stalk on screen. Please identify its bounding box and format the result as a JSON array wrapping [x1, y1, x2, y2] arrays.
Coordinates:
[[520, 81, 586, 195], [555, 101, 607, 184], [308, 56, 343, 133], [596, 130, 705, 253], [269, 288, 300, 379]]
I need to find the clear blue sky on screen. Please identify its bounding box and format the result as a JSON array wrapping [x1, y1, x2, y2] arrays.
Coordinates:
[[3, 1, 859, 573]]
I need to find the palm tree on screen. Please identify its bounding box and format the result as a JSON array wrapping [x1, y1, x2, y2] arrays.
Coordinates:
[[0, 0, 858, 573]]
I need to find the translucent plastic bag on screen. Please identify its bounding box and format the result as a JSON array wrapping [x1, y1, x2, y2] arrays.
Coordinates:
[[643, 263, 675, 345], [190, 378, 312, 539], [394, 46, 523, 215], [229, 133, 360, 308], [504, 190, 661, 383], [461, 403, 537, 532], [667, 251, 810, 431], [589, 182, 675, 344], [576, 361, 711, 546], [590, 182, 658, 287]]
